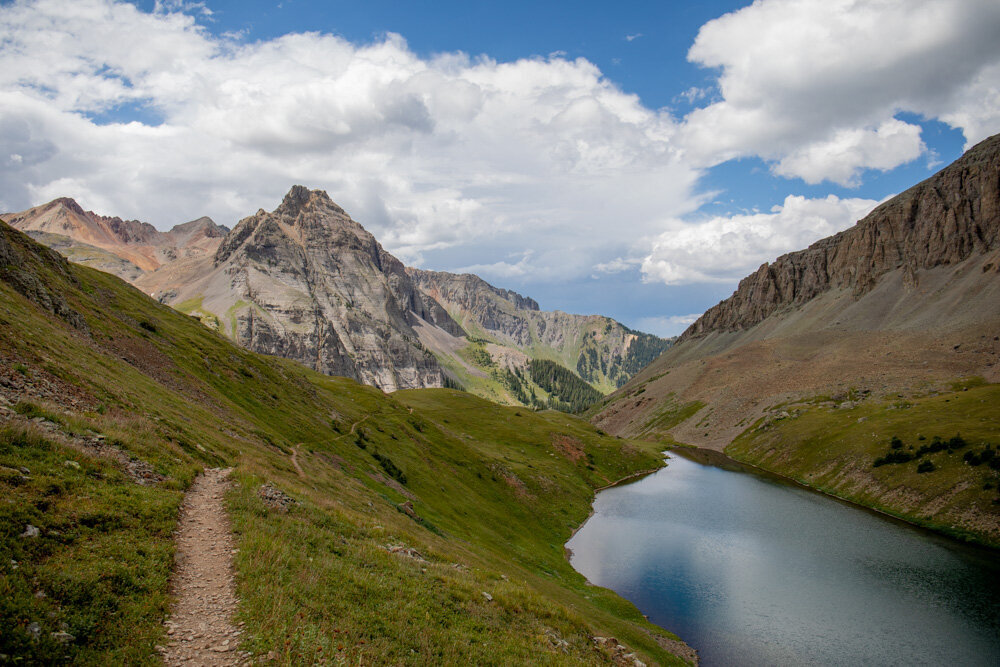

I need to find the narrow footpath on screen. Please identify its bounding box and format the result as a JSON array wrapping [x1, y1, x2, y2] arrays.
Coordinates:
[[162, 467, 246, 665]]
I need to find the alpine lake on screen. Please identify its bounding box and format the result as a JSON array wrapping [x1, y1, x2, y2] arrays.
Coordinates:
[[566, 450, 1000, 666]]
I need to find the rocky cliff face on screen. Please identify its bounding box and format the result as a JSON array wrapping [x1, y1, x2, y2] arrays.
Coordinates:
[[594, 133, 1000, 453], [683, 134, 1000, 341], [407, 268, 673, 391], [181, 186, 462, 391], [407, 269, 539, 346], [0, 221, 87, 330]]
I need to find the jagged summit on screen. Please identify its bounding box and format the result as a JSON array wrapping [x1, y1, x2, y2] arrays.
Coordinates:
[[3, 197, 161, 271], [48, 196, 87, 217], [270, 186, 348, 227], [188, 186, 462, 391], [274, 184, 346, 220], [216, 187, 385, 265]]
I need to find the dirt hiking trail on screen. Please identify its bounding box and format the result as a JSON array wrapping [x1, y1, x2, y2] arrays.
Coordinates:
[[162, 467, 247, 665]]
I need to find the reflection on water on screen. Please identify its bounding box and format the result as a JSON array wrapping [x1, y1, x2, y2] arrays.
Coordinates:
[[567, 453, 1000, 666]]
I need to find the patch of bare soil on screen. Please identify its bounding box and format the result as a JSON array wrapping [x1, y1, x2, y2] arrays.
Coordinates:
[[598, 322, 1000, 452], [162, 468, 248, 665], [289, 446, 305, 479], [551, 434, 585, 463]]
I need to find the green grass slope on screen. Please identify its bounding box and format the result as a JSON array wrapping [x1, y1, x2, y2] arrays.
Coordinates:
[[726, 383, 1000, 546], [0, 222, 689, 664], [438, 340, 607, 414]]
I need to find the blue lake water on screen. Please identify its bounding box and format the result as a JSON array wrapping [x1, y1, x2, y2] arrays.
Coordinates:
[[566, 452, 1000, 666]]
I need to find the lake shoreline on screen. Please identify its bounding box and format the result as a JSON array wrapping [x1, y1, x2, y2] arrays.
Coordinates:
[[670, 445, 1000, 553], [566, 452, 1000, 666], [565, 460, 667, 560], [563, 454, 700, 665]]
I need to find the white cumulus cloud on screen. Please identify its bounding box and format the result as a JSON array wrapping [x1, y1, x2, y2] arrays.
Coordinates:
[[640, 195, 880, 285], [0, 0, 997, 304], [679, 0, 1000, 184], [633, 314, 704, 337], [0, 0, 703, 286]]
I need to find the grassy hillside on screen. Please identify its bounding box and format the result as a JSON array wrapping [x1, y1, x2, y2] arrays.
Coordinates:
[[0, 222, 689, 663], [438, 340, 607, 414], [726, 383, 1000, 546], [432, 300, 673, 407]]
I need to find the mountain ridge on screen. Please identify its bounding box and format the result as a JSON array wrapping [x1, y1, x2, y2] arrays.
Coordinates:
[[3, 188, 671, 405], [681, 133, 1000, 342], [590, 132, 1000, 546], [2, 198, 229, 274]]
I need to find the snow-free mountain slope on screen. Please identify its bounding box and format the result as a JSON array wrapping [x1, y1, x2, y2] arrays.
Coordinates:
[[5, 188, 672, 404], [591, 134, 1000, 546], [2, 198, 228, 278]]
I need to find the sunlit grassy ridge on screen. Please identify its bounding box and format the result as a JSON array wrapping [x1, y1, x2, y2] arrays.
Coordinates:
[[0, 223, 688, 664], [726, 384, 1000, 546]]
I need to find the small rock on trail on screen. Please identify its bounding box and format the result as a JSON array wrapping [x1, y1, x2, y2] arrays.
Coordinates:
[[163, 467, 248, 666]]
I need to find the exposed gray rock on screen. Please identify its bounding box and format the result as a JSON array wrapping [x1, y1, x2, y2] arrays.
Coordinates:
[[408, 267, 674, 389], [50, 631, 74, 644], [0, 223, 87, 330], [683, 133, 1000, 340], [187, 186, 463, 391], [258, 482, 298, 512]]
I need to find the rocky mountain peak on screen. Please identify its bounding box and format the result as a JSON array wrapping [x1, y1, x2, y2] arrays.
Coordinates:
[[201, 186, 462, 391], [169, 216, 227, 237], [276, 185, 345, 221], [215, 187, 369, 265], [48, 197, 86, 217]]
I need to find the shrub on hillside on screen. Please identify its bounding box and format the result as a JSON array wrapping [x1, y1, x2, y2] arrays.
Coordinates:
[[873, 450, 914, 467]]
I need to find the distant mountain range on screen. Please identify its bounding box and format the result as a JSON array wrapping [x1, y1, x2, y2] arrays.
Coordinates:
[[3, 187, 671, 407], [2, 197, 229, 274], [591, 133, 1000, 545]]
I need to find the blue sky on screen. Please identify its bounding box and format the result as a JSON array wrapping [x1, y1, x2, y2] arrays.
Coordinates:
[[150, 0, 970, 206], [2, 0, 998, 335]]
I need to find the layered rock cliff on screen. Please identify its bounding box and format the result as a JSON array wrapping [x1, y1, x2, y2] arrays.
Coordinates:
[[594, 133, 1000, 452], [683, 134, 1000, 341]]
